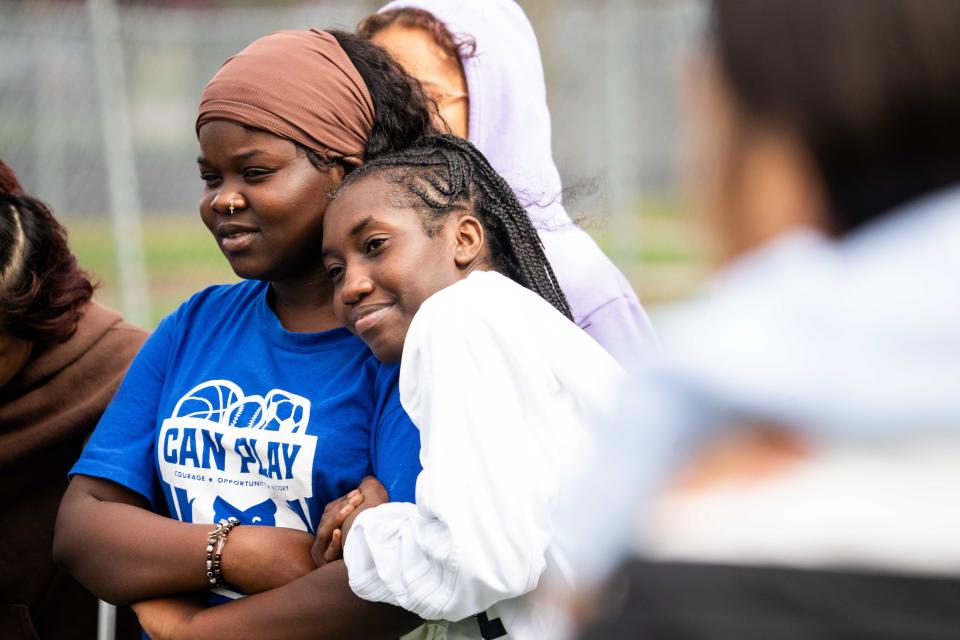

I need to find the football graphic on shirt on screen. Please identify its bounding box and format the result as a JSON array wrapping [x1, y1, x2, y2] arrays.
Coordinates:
[[159, 380, 318, 531]]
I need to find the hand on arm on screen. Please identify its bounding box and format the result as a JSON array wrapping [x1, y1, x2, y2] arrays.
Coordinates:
[[132, 478, 415, 640], [312, 477, 388, 566], [312, 488, 363, 566]]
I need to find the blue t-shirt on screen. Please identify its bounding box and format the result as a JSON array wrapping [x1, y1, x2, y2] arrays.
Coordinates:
[[71, 280, 421, 534]]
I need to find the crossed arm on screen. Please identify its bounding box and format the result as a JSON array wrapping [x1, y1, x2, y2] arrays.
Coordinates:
[[54, 475, 420, 640]]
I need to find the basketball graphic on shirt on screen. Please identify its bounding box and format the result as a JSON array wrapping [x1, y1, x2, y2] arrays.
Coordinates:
[[159, 380, 318, 531], [171, 379, 242, 423], [171, 380, 310, 432]]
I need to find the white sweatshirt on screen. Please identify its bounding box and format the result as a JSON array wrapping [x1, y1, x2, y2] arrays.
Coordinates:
[[343, 270, 624, 640]]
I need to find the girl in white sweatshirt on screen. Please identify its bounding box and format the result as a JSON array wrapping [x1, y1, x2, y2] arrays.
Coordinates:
[[317, 134, 624, 640]]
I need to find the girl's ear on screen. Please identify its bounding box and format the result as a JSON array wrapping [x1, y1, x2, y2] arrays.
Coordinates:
[[453, 215, 485, 268]]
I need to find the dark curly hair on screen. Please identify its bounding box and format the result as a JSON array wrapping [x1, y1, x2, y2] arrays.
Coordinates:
[[297, 30, 437, 172], [0, 169, 94, 345], [334, 135, 572, 320]]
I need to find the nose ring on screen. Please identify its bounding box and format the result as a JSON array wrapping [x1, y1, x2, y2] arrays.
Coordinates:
[[228, 198, 236, 216]]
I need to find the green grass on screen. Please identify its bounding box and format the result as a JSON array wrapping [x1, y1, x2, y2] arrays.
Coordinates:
[[66, 215, 238, 328], [65, 206, 709, 330]]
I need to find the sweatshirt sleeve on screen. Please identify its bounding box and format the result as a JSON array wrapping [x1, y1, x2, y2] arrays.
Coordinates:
[[580, 295, 659, 370], [342, 291, 556, 622]]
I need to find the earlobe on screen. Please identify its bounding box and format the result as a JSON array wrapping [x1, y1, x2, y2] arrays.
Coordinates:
[[453, 215, 485, 268], [329, 162, 348, 184]]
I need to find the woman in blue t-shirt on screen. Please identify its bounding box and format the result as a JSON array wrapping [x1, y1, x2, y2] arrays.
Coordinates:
[[54, 30, 432, 639]]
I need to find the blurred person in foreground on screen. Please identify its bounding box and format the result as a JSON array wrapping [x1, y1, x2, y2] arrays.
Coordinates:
[[0, 160, 147, 639], [560, 1, 960, 637], [358, 0, 658, 368]]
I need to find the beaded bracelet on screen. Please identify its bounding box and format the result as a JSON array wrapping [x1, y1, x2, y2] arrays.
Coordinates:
[[205, 516, 240, 588]]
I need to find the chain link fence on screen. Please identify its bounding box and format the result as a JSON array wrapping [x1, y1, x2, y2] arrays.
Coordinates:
[[1, 0, 706, 327]]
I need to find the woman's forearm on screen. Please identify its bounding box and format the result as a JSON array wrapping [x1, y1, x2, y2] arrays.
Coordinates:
[[54, 476, 214, 604], [55, 475, 319, 604], [181, 562, 421, 640]]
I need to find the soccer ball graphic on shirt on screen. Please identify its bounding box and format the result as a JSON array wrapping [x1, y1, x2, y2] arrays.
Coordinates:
[[159, 380, 318, 531]]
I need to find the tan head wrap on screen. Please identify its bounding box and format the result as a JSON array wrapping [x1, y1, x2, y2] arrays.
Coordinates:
[[196, 29, 375, 163]]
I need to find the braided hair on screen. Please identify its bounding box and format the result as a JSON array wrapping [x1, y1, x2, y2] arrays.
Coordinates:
[[335, 134, 572, 319]]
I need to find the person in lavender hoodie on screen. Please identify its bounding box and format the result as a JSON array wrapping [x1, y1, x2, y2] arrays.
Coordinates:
[[358, 0, 658, 367]]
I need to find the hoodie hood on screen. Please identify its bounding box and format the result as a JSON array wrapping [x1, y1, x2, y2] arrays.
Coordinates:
[[378, 0, 570, 229]]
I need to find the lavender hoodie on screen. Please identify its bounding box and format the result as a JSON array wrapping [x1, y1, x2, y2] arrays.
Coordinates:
[[378, 0, 658, 367]]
